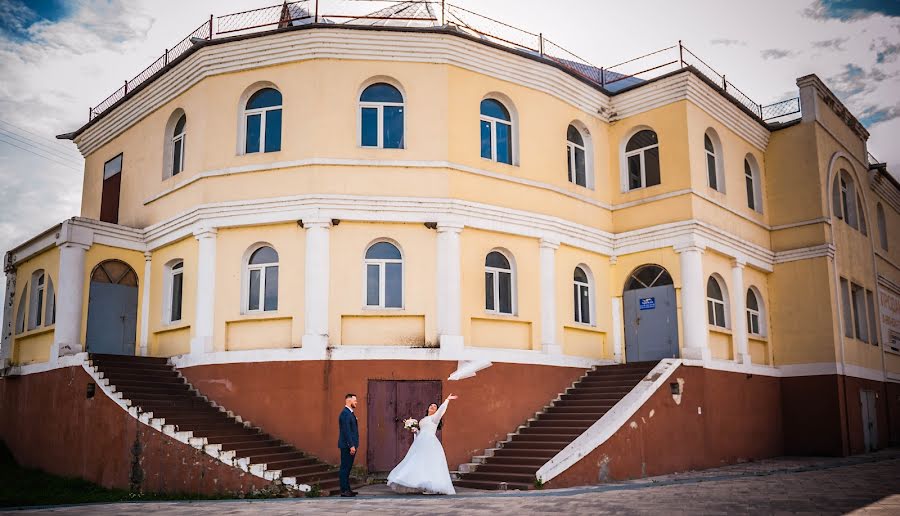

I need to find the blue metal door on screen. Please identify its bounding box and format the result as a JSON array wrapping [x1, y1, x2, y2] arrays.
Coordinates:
[[624, 284, 679, 362], [85, 281, 138, 355]]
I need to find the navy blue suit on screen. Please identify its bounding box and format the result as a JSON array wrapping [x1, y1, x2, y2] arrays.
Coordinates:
[[338, 406, 359, 493]]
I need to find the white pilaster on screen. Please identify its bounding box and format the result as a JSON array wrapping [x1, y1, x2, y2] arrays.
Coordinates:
[[302, 219, 331, 352], [53, 242, 90, 358], [191, 228, 217, 355], [611, 296, 624, 363], [1, 265, 17, 367], [731, 258, 751, 365], [676, 244, 710, 361], [139, 252, 152, 357], [436, 222, 464, 353], [540, 239, 560, 354]]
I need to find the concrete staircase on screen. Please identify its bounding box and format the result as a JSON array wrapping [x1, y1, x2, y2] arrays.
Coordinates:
[[454, 361, 657, 490], [88, 353, 343, 495]]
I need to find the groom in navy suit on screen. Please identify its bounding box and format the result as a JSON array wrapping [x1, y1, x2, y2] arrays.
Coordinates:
[[338, 393, 360, 497]]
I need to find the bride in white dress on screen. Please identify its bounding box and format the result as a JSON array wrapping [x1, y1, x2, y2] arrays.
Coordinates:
[[387, 394, 458, 495]]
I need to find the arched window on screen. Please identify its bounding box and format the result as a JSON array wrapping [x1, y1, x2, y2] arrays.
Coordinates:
[[625, 129, 660, 190], [164, 260, 184, 324], [877, 203, 888, 250], [360, 83, 404, 149], [704, 130, 724, 192], [365, 241, 403, 308], [485, 251, 514, 314], [480, 98, 512, 165], [15, 286, 26, 334], [624, 264, 673, 291], [246, 246, 279, 312], [44, 277, 55, 326], [567, 125, 587, 187], [573, 266, 592, 325], [706, 276, 728, 328], [744, 156, 762, 212], [171, 114, 186, 176], [832, 169, 867, 233], [746, 288, 765, 336], [244, 88, 282, 154], [28, 270, 45, 330]]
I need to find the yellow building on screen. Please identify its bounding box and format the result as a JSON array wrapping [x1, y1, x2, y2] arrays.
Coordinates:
[[1, 1, 898, 494]]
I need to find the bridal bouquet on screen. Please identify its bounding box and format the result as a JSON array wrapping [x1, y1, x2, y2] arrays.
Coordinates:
[[402, 418, 419, 433]]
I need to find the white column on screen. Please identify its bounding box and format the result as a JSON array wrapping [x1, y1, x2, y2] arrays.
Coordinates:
[[191, 228, 217, 355], [53, 242, 90, 357], [611, 296, 624, 363], [676, 244, 709, 361], [139, 252, 152, 357], [731, 258, 751, 365], [540, 239, 561, 354], [302, 219, 331, 352], [436, 222, 464, 353], [1, 266, 17, 366]]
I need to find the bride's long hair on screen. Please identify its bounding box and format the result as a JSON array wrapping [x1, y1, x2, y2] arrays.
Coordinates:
[[427, 402, 444, 431]]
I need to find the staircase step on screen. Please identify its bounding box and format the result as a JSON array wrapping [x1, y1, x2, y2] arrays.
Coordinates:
[[90, 354, 169, 365], [246, 451, 307, 464], [483, 456, 549, 467], [544, 406, 610, 414], [194, 428, 262, 440], [115, 383, 192, 395], [454, 479, 532, 491], [568, 386, 632, 395], [233, 445, 294, 458], [502, 440, 569, 450], [519, 426, 584, 435], [560, 392, 627, 401], [262, 457, 319, 470], [460, 471, 536, 483], [510, 433, 577, 442], [283, 470, 338, 485], [100, 366, 181, 378], [210, 434, 273, 445], [529, 419, 594, 428], [475, 463, 541, 475], [491, 447, 559, 459], [554, 399, 620, 408], [277, 463, 330, 477]]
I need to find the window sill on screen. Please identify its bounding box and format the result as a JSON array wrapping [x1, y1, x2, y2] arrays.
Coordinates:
[[748, 334, 768, 342], [564, 323, 603, 333], [155, 322, 191, 334], [15, 325, 55, 339], [231, 312, 289, 322], [476, 312, 521, 321], [708, 325, 732, 335], [360, 306, 406, 312], [480, 157, 516, 168]]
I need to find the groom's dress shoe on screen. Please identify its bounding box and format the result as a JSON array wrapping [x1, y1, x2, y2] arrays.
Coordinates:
[[340, 491, 354, 497], [350, 490, 359, 495]]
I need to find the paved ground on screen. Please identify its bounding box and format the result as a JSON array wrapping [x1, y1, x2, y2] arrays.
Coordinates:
[[6, 451, 900, 515]]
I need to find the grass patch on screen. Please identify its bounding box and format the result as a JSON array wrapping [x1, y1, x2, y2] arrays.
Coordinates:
[[0, 441, 286, 507]]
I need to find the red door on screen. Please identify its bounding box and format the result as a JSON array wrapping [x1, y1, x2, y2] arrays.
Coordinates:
[[367, 380, 441, 473], [100, 154, 123, 224]]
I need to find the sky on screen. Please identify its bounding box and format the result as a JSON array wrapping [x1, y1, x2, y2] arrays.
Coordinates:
[[0, 0, 898, 301]]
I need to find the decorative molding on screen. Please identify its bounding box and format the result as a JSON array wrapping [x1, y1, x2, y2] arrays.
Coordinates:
[[773, 244, 836, 264]]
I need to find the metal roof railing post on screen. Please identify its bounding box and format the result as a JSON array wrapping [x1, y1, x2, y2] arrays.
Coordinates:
[[124, 80, 128, 95], [539, 33, 544, 56], [208, 14, 213, 38], [164, 48, 169, 65], [315, 0, 319, 23], [600, 67, 605, 87], [441, 0, 445, 25], [678, 40, 683, 68], [722, 74, 727, 91]]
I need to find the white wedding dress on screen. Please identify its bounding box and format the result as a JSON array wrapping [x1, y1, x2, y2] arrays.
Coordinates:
[[387, 399, 456, 495]]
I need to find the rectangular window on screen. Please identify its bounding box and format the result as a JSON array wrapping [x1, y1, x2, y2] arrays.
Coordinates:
[[496, 123, 511, 164], [579, 285, 590, 324], [383, 106, 404, 149], [249, 269, 261, 311], [707, 154, 717, 190], [264, 109, 282, 153], [367, 264, 380, 306], [498, 271, 512, 314], [852, 283, 868, 342], [566, 147, 574, 183], [746, 175, 756, 210], [480, 120, 492, 159], [245, 114, 261, 154], [34, 289, 43, 327], [361, 107, 378, 147], [644, 147, 660, 187], [866, 289, 878, 345], [485, 271, 494, 311], [173, 139, 183, 175], [627, 154, 642, 190], [171, 270, 183, 322], [385, 262, 402, 308], [100, 153, 123, 224], [840, 278, 853, 338], [574, 147, 586, 187], [264, 266, 278, 311], [747, 311, 760, 335]]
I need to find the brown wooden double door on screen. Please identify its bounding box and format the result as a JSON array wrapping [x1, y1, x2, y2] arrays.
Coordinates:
[[366, 380, 442, 473]]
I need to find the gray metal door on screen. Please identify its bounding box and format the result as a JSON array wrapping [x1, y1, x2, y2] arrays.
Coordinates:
[[85, 282, 138, 355], [624, 285, 679, 362], [860, 390, 878, 452]]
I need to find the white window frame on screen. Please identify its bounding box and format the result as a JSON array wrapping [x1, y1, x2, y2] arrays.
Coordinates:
[[851, 282, 869, 343], [363, 242, 404, 309], [746, 288, 764, 337], [485, 251, 516, 315], [706, 276, 728, 328], [15, 286, 27, 334], [744, 159, 760, 212], [704, 130, 725, 193], [567, 131, 587, 187], [359, 98, 404, 149], [573, 266, 593, 326], [243, 105, 280, 154], [28, 271, 45, 330], [623, 132, 659, 191], [172, 126, 185, 175], [243, 246, 279, 313], [480, 112, 512, 164], [163, 260, 184, 324]]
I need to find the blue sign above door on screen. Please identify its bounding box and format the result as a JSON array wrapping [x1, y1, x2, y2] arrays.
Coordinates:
[[639, 297, 656, 310]]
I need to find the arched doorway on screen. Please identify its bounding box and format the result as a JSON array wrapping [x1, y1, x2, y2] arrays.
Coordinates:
[[623, 264, 679, 362], [85, 260, 139, 355]]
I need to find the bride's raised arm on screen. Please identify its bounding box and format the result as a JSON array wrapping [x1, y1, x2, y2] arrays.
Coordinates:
[[434, 394, 458, 422]]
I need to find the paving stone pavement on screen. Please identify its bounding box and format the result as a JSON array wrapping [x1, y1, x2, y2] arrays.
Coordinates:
[[6, 452, 900, 515]]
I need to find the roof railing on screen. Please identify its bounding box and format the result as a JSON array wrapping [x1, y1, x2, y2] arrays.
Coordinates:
[[87, 0, 802, 125]]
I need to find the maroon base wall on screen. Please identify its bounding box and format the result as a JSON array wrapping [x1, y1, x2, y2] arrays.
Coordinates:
[[843, 376, 892, 454], [179, 360, 586, 470], [887, 382, 900, 446], [0, 367, 270, 495], [546, 366, 784, 487]]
